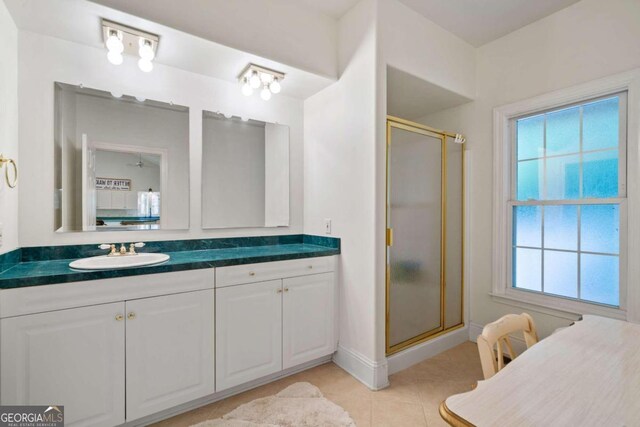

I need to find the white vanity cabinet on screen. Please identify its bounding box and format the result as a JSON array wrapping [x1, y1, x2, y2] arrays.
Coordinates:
[[215, 280, 283, 390], [282, 272, 336, 369], [125, 289, 215, 420], [0, 255, 338, 425], [96, 190, 111, 209], [215, 257, 337, 391], [96, 190, 138, 210], [1, 302, 126, 427], [0, 270, 214, 427]]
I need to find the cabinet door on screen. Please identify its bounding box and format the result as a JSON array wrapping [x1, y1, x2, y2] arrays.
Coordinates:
[[125, 290, 214, 421], [216, 280, 282, 391], [125, 191, 138, 210], [283, 273, 336, 369], [96, 191, 111, 209], [1, 303, 125, 427], [111, 191, 126, 209]]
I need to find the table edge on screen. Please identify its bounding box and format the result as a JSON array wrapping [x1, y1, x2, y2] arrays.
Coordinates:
[[439, 400, 476, 427]]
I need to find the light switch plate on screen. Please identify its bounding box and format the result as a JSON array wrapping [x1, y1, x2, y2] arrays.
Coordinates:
[[323, 219, 331, 235]]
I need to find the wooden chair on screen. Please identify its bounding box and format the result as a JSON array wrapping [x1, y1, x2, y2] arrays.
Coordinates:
[[477, 313, 538, 380]]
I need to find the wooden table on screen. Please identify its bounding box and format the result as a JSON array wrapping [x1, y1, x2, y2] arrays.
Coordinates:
[[440, 315, 640, 426]]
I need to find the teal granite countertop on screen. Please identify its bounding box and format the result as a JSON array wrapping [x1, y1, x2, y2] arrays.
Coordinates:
[[0, 235, 340, 290]]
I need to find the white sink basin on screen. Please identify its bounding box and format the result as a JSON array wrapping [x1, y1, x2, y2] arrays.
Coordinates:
[[69, 253, 170, 270]]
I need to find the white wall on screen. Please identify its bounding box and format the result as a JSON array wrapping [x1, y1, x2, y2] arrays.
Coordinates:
[[18, 31, 304, 247], [95, 151, 159, 192], [373, 0, 476, 367], [421, 0, 640, 337], [378, 0, 476, 100], [304, 0, 382, 386], [303, 0, 478, 386], [0, 1, 18, 254]]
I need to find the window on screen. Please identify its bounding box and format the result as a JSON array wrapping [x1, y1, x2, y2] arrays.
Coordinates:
[[510, 94, 627, 307]]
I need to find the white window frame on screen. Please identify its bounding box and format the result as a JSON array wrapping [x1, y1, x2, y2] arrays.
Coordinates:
[[492, 69, 640, 322]]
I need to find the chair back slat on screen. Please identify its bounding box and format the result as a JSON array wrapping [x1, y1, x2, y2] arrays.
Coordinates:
[[477, 313, 539, 379]]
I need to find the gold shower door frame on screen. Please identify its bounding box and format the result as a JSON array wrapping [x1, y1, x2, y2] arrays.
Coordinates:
[[385, 116, 465, 356]]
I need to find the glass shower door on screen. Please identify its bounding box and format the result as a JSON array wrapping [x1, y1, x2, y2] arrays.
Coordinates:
[[387, 123, 444, 351]]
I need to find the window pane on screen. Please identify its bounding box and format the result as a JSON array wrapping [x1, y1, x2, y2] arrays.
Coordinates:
[[583, 150, 619, 198], [513, 206, 541, 247], [580, 254, 619, 306], [544, 205, 577, 250], [513, 248, 541, 291], [517, 159, 541, 200], [545, 155, 580, 200], [581, 204, 619, 254], [583, 97, 619, 151], [511, 95, 624, 308], [517, 115, 544, 160], [544, 250, 577, 298], [546, 106, 580, 156]]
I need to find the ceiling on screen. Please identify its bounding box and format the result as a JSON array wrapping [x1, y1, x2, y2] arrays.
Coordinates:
[[96, 150, 161, 169], [387, 66, 471, 120], [3, 0, 581, 101], [4, 0, 335, 100], [399, 0, 581, 47], [300, 0, 581, 47], [297, 0, 361, 19]]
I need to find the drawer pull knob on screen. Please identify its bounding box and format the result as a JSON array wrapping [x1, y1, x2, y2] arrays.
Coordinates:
[[115, 314, 124, 321], [284, 288, 289, 292], [128, 312, 136, 320], [308, 265, 313, 269], [249, 272, 256, 276], [277, 289, 283, 293]]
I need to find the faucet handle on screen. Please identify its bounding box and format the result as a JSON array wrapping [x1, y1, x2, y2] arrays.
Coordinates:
[[100, 244, 118, 256], [128, 242, 145, 255]]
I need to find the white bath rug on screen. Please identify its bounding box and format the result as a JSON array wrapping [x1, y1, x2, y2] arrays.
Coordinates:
[[191, 382, 356, 427]]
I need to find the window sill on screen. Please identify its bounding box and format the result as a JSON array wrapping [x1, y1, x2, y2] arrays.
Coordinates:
[[490, 289, 626, 321]]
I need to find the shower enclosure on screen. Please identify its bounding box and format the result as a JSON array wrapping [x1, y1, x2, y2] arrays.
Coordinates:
[[386, 116, 464, 355]]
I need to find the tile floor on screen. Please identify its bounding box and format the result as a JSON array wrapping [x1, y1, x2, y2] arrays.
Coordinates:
[[152, 341, 483, 427]]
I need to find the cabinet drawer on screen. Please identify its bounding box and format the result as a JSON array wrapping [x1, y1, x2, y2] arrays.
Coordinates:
[[0, 269, 214, 318], [215, 256, 335, 288]]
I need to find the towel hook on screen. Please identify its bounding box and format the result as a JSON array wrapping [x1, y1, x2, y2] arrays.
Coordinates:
[[0, 154, 17, 188]]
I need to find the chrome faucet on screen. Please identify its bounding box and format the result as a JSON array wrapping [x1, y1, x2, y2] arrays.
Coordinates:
[[98, 242, 145, 257]]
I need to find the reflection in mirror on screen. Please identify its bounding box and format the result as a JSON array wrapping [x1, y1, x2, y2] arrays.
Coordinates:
[[54, 82, 189, 232], [202, 111, 289, 229]]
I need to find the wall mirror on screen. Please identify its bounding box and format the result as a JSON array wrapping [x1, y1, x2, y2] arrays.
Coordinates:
[[54, 82, 190, 232], [202, 111, 290, 229]]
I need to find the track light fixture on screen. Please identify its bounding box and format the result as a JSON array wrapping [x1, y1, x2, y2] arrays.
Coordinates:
[[238, 64, 285, 101], [102, 19, 159, 73]]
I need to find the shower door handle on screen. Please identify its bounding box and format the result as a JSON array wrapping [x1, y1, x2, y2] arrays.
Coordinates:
[[386, 228, 393, 247]]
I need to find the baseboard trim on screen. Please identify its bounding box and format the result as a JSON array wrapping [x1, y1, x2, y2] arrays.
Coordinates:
[[126, 355, 333, 426], [387, 326, 469, 375], [333, 345, 389, 390], [469, 322, 527, 355], [468, 322, 483, 343]]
